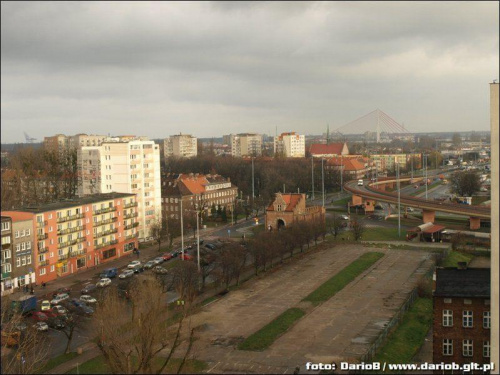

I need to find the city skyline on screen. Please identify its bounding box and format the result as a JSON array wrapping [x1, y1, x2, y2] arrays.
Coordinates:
[[1, 1, 499, 143]]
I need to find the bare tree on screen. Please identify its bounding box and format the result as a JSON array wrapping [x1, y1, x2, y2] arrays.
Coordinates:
[[171, 261, 200, 310], [197, 248, 217, 291], [148, 211, 165, 252], [327, 214, 344, 240], [350, 219, 366, 241]]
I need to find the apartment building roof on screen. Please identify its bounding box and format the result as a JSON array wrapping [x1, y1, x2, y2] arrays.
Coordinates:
[[309, 143, 346, 156], [434, 268, 490, 298], [4, 192, 136, 213], [327, 158, 368, 171]]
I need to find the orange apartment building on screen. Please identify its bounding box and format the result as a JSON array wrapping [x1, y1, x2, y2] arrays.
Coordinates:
[[1, 192, 138, 284]]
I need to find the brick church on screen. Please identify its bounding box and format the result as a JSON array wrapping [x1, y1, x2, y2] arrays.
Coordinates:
[[265, 193, 325, 231]]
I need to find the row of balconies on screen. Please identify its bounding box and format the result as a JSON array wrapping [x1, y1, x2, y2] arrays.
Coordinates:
[[57, 225, 86, 236], [95, 239, 118, 250], [37, 233, 48, 240], [1, 243, 12, 250], [39, 259, 50, 266], [36, 220, 48, 228], [124, 222, 139, 230], [57, 237, 85, 249], [124, 212, 138, 219], [38, 247, 48, 254], [69, 248, 87, 258], [57, 213, 85, 223], [124, 201, 138, 209], [94, 217, 118, 226], [95, 228, 118, 238], [125, 233, 139, 240], [94, 206, 117, 215]]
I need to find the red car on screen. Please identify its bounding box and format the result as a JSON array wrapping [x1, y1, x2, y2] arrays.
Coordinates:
[[180, 254, 194, 261], [162, 253, 173, 261], [31, 312, 49, 322]]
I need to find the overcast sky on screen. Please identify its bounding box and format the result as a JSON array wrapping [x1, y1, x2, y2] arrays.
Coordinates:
[[1, 1, 498, 143]]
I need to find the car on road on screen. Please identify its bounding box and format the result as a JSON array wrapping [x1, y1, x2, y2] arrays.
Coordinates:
[[96, 278, 112, 287], [81, 284, 97, 294], [127, 261, 141, 269], [52, 305, 68, 316], [31, 312, 49, 322], [180, 253, 194, 261], [119, 270, 135, 279], [132, 264, 144, 273], [80, 295, 97, 304], [357, 179, 364, 186], [47, 318, 65, 330], [161, 253, 173, 261], [41, 300, 51, 311], [50, 293, 70, 305], [339, 215, 350, 220], [33, 322, 49, 332], [56, 287, 71, 294], [204, 243, 216, 250], [153, 257, 164, 265], [100, 268, 118, 279], [153, 266, 168, 274], [407, 207, 415, 212], [170, 250, 180, 258], [144, 260, 156, 270]]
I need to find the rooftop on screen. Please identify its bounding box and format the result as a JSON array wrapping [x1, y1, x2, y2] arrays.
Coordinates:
[[434, 268, 490, 298]]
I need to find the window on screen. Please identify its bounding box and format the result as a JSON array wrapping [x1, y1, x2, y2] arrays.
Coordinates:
[[61, 263, 68, 273], [463, 311, 473, 327], [464, 299, 472, 305], [50, 265, 55, 272], [26, 229, 30, 236], [21, 257, 26, 266], [443, 310, 453, 327], [26, 242, 31, 250], [463, 340, 473, 357], [21, 242, 26, 251], [1, 221, 10, 231], [26, 255, 31, 264], [483, 311, 491, 329], [4, 250, 11, 259], [15, 231, 20, 238], [58, 249, 63, 256], [444, 298, 452, 304], [39, 268, 46, 276], [16, 258, 21, 267], [15, 244, 21, 252], [483, 341, 490, 358], [21, 229, 25, 237], [49, 226, 53, 232]]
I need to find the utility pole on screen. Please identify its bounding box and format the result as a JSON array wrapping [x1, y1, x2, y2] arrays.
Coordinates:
[[425, 154, 428, 200], [196, 208, 200, 271], [251, 157, 255, 199], [180, 198, 184, 259], [340, 155, 343, 193], [322, 158, 325, 207], [311, 157, 315, 200], [397, 163, 401, 238], [411, 152, 414, 180]]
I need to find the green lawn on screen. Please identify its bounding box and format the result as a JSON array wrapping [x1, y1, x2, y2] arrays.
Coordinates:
[[373, 297, 432, 366], [302, 252, 384, 305], [65, 356, 207, 374], [238, 308, 306, 351], [331, 196, 351, 206], [37, 352, 79, 374], [472, 195, 490, 205], [251, 223, 265, 235], [337, 227, 403, 241], [441, 251, 474, 268]]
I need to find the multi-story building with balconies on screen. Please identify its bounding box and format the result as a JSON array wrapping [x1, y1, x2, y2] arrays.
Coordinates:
[[77, 138, 161, 239], [1, 193, 138, 284], [228, 133, 263, 157], [1, 216, 13, 295], [274, 132, 305, 158], [44, 133, 108, 153], [11, 219, 35, 291], [164, 134, 198, 158]]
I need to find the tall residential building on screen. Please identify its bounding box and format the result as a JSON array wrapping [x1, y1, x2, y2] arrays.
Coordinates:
[[274, 132, 305, 158], [164, 134, 198, 158], [2, 193, 139, 284], [1, 216, 13, 295], [77, 138, 161, 239], [229, 134, 262, 157], [44, 133, 108, 153], [11, 219, 35, 292]]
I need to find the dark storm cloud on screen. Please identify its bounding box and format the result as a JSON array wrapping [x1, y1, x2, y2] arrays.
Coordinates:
[[1, 1, 498, 142]]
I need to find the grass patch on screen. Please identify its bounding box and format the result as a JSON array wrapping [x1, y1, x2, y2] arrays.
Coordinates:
[[472, 195, 490, 205], [441, 251, 474, 268], [336, 227, 403, 241], [251, 224, 265, 235], [37, 352, 79, 374], [302, 252, 384, 305], [331, 196, 351, 206], [201, 295, 219, 306], [238, 308, 305, 351], [65, 355, 207, 374], [373, 297, 432, 366]]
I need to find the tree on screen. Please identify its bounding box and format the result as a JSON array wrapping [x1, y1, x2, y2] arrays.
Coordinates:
[[327, 214, 344, 240], [197, 248, 217, 291], [350, 219, 365, 241], [428, 151, 444, 169], [452, 133, 462, 148], [57, 311, 81, 354], [171, 261, 199, 309], [450, 170, 482, 197], [149, 211, 165, 252]]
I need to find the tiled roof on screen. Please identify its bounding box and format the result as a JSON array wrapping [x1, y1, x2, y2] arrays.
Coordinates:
[[326, 157, 367, 171], [422, 224, 446, 234], [434, 268, 490, 298], [266, 193, 303, 212], [310, 143, 345, 155], [179, 175, 208, 195]]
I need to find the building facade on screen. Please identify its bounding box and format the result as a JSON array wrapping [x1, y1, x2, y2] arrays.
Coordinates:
[[433, 267, 491, 366], [229, 134, 263, 157], [2, 193, 139, 284], [265, 193, 325, 231], [370, 153, 422, 172], [164, 134, 198, 158], [1, 216, 13, 295], [78, 138, 162, 239], [11, 219, 36, 291], [310, 142, 349, 158], [274, 132, 305, 158], [44, 134, 108, 153]]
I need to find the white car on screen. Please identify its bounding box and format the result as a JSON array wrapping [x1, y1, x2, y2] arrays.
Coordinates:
[[50, 293, 70, 305], [41, 300, 51, 311], [53, 305, 68, 315], [80, 295, 97, 304], [407, 207, 415, 212], [96, 278, 112, 287], [34, 322, 49, 332], [340, 215, 350, 220], [127, 261, 141, 269], [119, 270, 135, 279]]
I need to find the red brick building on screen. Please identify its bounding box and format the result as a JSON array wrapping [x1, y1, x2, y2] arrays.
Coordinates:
[[265, 193, 325, 231], [433, 267, 491, 366], [1, 193, 139, 284], [309, 142, 349, 158]]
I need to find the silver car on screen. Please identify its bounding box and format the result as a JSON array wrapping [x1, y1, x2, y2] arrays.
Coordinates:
[[119, 270, 135, 279]]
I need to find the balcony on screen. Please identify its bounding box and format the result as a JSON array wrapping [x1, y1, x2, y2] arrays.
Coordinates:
[[124, 212, 138, 219], [94, 206, 117, 215], [57, 225, 86, 236], [95, 239, 118, 250], [1, 243, 11, 250], [37, 233, 48, 240], [125, 233, 138, 240], [124, 222, 139, 230], [93, 217, 117, 227], [39, 259, 49, 266], [69, 248, 87, 258], [95, 228, 118, 238], [38, 247, 48, 254], [57, 237, 86, 249], [57, 213, 85, 223], [58, 253, 69, 261], [124, 201, 138, 209], [1, 271, 11, 280], [36, 220, 48, 228]]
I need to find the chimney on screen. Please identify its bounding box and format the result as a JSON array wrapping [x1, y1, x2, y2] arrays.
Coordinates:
[[457, 262, 467, 270]]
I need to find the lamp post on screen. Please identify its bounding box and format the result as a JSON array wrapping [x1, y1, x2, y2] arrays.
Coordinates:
[[321, 158, 325, 207], [251, 157, 255, 199], [424, 154, 428, 200], [196, 205, 200, 272], [180, 198, 184, 259], [311, 156, 315, 200], [397, 163, 401, 238], [340, 155, 343, 193]]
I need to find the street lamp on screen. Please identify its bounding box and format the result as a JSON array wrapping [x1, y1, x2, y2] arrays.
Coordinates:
[[321, 158, 325, 207], [311, 156, 315, 200], [397, 163, 401, 238]]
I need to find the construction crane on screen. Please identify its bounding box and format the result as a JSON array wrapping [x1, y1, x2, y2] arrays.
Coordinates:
[[24, 132, 37, 143]]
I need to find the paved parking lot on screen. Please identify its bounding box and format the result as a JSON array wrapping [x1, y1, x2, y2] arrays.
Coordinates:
[[183, 244, 433, 374]]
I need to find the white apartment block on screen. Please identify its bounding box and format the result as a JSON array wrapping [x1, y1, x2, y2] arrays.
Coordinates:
[[274, 132, 305, 158], [230, 133, 262, 157], [164, 134, 197, 158], [44, 133, 108, 153], [78, 139, 161, 239]]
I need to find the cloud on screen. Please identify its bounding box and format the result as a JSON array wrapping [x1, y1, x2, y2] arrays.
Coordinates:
[[1, 1, 498, 142]]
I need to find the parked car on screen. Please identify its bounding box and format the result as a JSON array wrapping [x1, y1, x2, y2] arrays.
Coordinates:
[[180, 253, 194, 261], [170, 250, 180, 258], [80, 295, 97, 304], [14, 322, 27, 331], [407, 207, 415, 212], [31, 312, 49, 322], [43, 310, 59, 319], [204, 243, 216, 251], [119, 270, 135, 279], [127, 261, 141, 269], [33, 322, 49, 332], [81, 284, 97, 294], [340, 215, 350, 220], [96, 278, 112, 287], [153, 257, 164, 265], [100, 268, 118, 279], [153, 266, 168, 274], [50, 293, 70, 305], [56, 287, 71, 294], [47, 318, 65, 330], [41, 300, 51, 311], [144, 260, 156, 270], [161, 253, 172, 261], [52, 305, 68, 316], [132, 264, 144, 273]]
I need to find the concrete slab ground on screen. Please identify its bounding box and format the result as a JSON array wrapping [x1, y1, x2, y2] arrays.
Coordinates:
[[181, 244, 433, 374]]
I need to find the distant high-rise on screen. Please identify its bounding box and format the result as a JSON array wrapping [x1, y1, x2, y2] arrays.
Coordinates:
[[229, 133, 262, 157], [44, 133, 108, 153], [164, 134, 198, 158], [274, 132, 305, 158], [77, 137, 161, 239]]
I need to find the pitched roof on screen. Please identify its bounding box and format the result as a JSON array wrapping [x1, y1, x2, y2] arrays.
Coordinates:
[[266, 193, 303, 212], [326, 157, 367, 171], [434, 268, 490, 298], [422, 224, 446, 234], [179, 174, 208, 195], [310, 143, 346, 156]]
